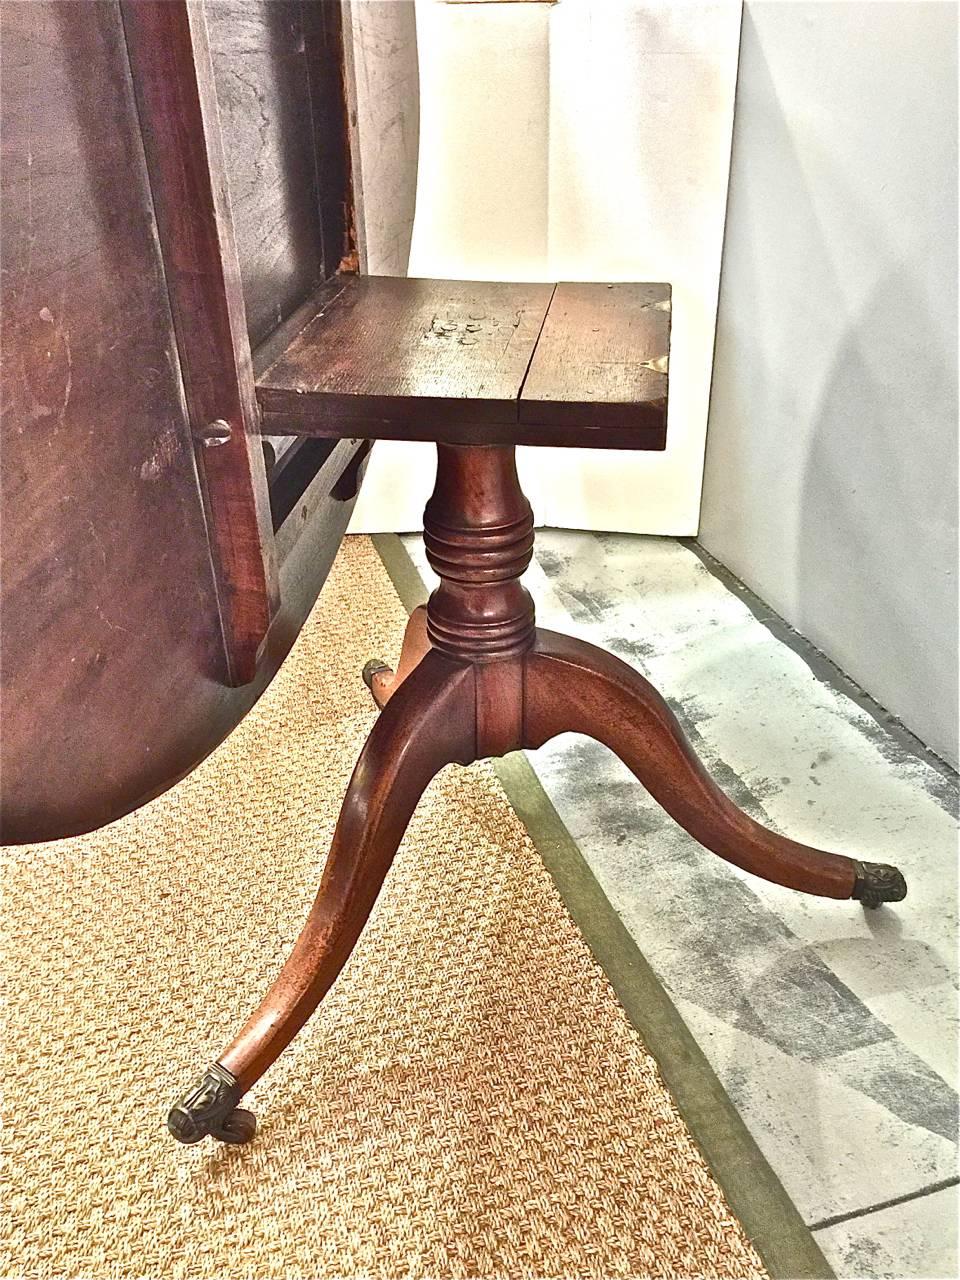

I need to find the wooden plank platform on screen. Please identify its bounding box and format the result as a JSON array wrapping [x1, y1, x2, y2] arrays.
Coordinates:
[[256, 276, 670, 449], [520, 282, 670, 435]]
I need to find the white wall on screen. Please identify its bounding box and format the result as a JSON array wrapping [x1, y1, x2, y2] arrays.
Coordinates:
[[700, 2, 958, 765], [341, 1, 419, 276], [349, 0, 742, 535]]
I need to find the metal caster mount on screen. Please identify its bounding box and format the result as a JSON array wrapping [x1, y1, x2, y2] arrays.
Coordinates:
[[852, 860, 908, 909], [167, 1063, 256, 1145], [361, 658, 391, 690]]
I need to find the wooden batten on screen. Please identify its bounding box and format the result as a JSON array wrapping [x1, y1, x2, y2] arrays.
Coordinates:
[[121, 0, 279, 686]]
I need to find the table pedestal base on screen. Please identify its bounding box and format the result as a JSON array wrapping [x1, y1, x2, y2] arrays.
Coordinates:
[[168, 443, 906, 1146]]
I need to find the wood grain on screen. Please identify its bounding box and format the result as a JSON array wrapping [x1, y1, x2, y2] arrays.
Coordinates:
[[177, 439, 893, 1144], [0, 1, 361, 842], [524, 630, 858, 897], [257, 275, 555, 430], [219, 649, 477, 1091], [519, 282, 670, 447], [303, 0, 354, 278], [206, 0, 351, 348], [122, 0, 279, 685], [1, 1, 222, 839], [257, 276, 671, 448]]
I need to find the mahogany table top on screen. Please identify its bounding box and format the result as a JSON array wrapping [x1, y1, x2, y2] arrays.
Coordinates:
[[256, 276, 670, 450]]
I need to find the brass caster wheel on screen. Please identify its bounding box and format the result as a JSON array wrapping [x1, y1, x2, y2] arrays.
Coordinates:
[[852, 860, 908, 909], [167, 1063, 256, 1145], [212, 1107, 257, 1145], [362, 658, 391, 691]]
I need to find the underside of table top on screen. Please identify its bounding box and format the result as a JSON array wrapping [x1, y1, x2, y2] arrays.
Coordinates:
[[255, 276, 671, 450]]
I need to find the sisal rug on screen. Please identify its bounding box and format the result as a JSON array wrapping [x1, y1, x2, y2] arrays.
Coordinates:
[[1, 537, 766, 1280]]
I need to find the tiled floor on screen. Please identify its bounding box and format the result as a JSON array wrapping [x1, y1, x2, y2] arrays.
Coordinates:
[[403, 529, 959, 1280]]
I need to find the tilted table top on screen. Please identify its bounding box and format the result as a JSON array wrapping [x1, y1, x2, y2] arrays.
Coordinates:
[[255, 276, 670, 450]]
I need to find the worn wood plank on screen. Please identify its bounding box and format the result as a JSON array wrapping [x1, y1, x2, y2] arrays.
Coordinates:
[[257, 275, 555, 429], [207, 0, 326, 347], [519, 282, 670, 446], [121, 0, 279, 686], [256, 276, 670, 448], [206, 1, 352, 348], [251, 275, 351, 380], [303, 0, 354, 277], [257, 408, 663, 449]]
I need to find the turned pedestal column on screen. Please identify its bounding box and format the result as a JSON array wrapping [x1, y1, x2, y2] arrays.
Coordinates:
[[168, 443, 906, 1146]]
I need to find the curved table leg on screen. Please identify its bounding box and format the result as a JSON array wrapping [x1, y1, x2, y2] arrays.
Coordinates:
[[363, 605, 430, 708], [524, 628, 906, 905], [168, 648, 475, 1145]]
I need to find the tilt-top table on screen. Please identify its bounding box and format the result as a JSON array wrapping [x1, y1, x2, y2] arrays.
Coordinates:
[[0, 0, 906, 1152], [168, 275, 907, 1145]]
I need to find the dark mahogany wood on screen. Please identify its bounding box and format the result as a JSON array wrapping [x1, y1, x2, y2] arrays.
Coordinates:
[[424, 444, 536, 663], [366, 606, 430, 708], [219, 648, 477, 1090], [520, 282, 670, 441], [257, 275, 555, 435], [302, 0, 355, 280], [170, 441, 905, 1145], [122, 0, 279, 685], [0, 1, 361, 842], [206, 0, 356, 495], [256, 276, 670, 448], [524, 631, 856, 896], [206, 0, 352, 348]]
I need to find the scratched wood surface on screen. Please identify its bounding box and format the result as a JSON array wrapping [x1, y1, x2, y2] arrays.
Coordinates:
[[257, 275, 555, 433], [207, 0, 348, 349], [207, 0, 353, 504], [519, 282, 670, 447], [123, 0, 280, 686], [257, 276, 670, 449], [0, 2, 359, 843]]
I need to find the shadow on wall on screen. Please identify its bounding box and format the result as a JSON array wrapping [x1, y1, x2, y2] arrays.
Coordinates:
[[801, 264, 959, 764], [703, 5, 959, 766]]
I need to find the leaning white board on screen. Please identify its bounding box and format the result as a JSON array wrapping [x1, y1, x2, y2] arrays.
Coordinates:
[[348, 0, 742, 535]]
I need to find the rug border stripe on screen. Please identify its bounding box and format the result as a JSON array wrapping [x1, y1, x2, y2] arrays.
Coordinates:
[[371, 530, 835, 1280]]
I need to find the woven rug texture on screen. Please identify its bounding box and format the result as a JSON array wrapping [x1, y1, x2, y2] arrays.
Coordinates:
[[1, 536, 766, 1280]]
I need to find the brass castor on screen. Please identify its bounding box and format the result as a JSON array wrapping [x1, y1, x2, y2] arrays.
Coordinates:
[[852, 860, 908, 909], [361, 658, 391, 691], [167, 1063, 256, 1145]]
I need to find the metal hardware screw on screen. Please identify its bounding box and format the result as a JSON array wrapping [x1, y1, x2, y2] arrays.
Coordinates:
[[196, 418, 232, 447]]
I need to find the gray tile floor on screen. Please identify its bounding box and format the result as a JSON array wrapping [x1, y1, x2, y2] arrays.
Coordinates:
[[403, 529, 959, 1280]]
